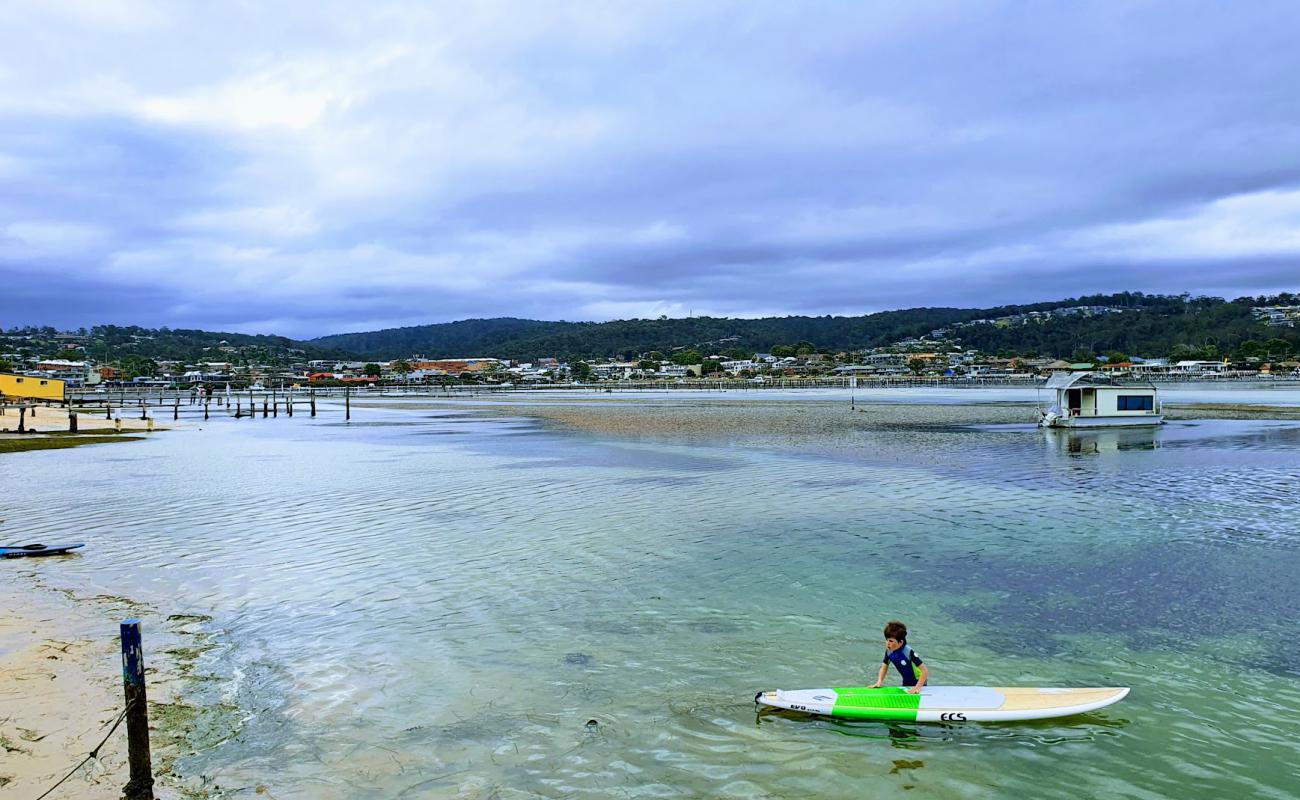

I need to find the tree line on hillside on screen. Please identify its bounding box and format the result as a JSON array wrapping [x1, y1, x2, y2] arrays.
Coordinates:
[[953, 295, 1300, 361], [308, 292, 1300, 361], [1, 324, 352, 365], [6, 292, 1299, 369]]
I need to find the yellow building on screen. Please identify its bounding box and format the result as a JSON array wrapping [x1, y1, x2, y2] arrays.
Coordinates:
[[0, 373, 66, 402]]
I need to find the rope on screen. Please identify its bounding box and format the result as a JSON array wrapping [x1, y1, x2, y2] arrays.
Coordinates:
[[33, 700, 132, 800]]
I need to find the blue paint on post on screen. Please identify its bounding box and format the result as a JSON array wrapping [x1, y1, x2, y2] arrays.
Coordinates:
[[119, 618, 155, 798], [121, 619, 145, 686]]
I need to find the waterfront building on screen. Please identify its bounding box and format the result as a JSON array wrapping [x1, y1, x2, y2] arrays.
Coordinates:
[[1039, 371, 1162, 428], [1, 373, 67, 401]]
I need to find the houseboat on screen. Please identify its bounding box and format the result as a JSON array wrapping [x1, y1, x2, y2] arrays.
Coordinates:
[[1039, 371, 1162, 428]]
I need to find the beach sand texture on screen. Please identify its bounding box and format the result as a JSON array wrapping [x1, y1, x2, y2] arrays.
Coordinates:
[[0, 580, 189, 799], [0, 404, 162, 435]]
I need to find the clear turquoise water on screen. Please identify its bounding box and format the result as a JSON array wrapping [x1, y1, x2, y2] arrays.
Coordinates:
[[4, 398, 1299, 798]]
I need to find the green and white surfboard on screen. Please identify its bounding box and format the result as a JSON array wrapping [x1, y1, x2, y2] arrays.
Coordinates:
[[756, 685, 1129, 722]]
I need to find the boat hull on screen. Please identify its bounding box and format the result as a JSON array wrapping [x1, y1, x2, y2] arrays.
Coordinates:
[[1040, 414, 1162, 428]]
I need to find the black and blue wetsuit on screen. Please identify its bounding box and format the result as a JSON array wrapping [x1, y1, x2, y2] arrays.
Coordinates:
[[883, 645, 924, 686]]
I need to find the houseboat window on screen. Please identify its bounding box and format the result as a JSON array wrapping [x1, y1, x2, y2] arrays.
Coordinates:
[[1118, 395, 1154, 411], [15, 377, 23, 383]]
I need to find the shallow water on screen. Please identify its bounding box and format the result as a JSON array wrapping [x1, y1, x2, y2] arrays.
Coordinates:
[[4, 396, 1300, 798]]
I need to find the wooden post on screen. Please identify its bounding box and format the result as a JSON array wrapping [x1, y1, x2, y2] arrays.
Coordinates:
[[262, 398, 268, 418], [235, 399, 242, 418], [140, 400, 148, 421], [173, 399, 179, 421], [345, 386, 351, 421], [310, 389, 316, 417], [107, 403, 113, 419], [69, 410, 78, 432], [120, 619, 155, 799], [204, 400, 210, 420], [18, 406, 26, 433]]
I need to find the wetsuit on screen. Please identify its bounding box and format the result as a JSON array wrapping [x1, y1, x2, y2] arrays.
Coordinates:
[[883, 644, 924, 686]]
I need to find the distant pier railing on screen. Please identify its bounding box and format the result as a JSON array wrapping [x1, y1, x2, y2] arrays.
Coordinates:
[[61, 373, 1300, 406]]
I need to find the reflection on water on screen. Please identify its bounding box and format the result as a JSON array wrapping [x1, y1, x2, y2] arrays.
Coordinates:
[[1044, 427, 1161, 455], [2, 402, 1299, 799]]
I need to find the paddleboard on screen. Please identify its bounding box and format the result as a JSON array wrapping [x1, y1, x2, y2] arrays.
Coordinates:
[[1, 543, 85, 558], [756, 685, 1129, 722]]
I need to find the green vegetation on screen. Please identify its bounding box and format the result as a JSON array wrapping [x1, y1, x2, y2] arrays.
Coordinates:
[[6, 292, 1300, 367], [307, 292, 1300, 361], [0, 324, 353, 366], [119, 354, 160, 379], [0, 434, 144, 454], [954, 294, 1300, 361]]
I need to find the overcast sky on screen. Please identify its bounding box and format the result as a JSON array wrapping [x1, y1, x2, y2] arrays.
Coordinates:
[[2, 2, 1298, 338]]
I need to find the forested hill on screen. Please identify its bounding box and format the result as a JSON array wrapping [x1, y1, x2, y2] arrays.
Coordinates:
[[1, 325, 355, 365], [308, 292, 1300, 361]]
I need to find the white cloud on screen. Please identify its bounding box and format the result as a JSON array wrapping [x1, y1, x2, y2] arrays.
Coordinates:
[[1066, 189, 1300, 260], [137, 80, 334, 131]]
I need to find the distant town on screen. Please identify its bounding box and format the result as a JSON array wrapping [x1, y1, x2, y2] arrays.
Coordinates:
[[4, 303, 1299, 390]]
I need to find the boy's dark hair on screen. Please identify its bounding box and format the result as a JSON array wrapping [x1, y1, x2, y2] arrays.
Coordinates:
[[883, 620, 908, 643]]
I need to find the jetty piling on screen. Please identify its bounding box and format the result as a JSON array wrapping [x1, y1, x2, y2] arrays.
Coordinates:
[[120, 619, 155, 800]]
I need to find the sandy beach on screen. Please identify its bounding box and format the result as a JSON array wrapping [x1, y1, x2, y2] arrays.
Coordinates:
[[0, 404, 163, 434], [1, 565, 207, 798], [0, 577, 183, 797]]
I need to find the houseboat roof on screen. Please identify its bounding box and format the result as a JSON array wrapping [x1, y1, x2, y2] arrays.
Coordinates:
[[1044, 371, 1157, 390]]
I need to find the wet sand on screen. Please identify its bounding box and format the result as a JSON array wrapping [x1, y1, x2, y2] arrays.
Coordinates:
[[360, 394, 1298, 448], [0, 405, 169, 453], [0, 575, 199, 799]]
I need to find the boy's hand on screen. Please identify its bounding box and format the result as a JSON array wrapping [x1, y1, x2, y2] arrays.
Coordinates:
[[907, 687, 922, 694]]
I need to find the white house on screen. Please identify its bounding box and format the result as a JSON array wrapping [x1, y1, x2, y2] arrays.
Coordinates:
[[34, 359, 100, 386], [1039, 372, 1162, 428], [1172, 360, 1229, 374]]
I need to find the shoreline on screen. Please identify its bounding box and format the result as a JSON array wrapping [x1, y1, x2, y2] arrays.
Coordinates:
[[1, 405, 172, 453], [354, 394, 1300, 443], [0, 571, 217, 799]]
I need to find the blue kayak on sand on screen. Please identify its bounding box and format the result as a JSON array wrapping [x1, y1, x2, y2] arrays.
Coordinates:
[[1, 543, 85, 558]]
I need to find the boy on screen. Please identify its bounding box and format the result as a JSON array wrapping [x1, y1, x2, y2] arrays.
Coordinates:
[[869, 620, 928, 694]]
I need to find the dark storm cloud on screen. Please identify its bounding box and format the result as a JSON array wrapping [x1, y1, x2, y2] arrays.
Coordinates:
[[1, 2, 1298, 337]]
